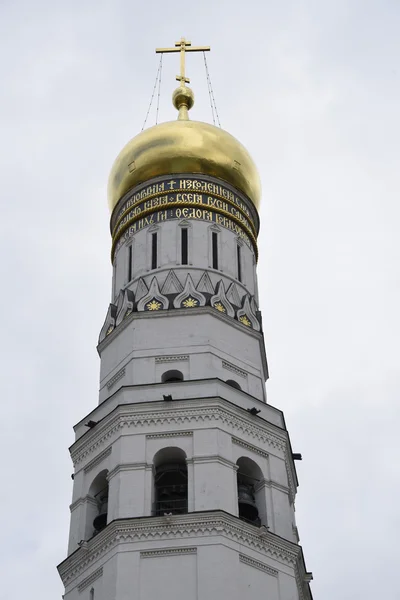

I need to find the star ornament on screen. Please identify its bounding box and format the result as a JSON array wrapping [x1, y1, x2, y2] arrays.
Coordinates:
[[239, 315, 251, 327], [214, 302, 226, 313], [146, 299, 162, 311], [182, 296, 198, 308]]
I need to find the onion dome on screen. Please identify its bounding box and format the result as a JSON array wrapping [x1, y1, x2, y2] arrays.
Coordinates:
[[108, 85, 261, 214]]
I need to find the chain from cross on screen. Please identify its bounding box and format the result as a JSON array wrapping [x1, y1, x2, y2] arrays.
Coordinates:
[[156, 37, 210, 86]]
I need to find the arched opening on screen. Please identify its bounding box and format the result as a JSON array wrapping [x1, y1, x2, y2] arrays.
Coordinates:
[[88, 470, 109, 535], [226, 379, 241, 390], [236, 457, 263, 526], [153, 447, 188, 516], [162, 370, 184, 383]]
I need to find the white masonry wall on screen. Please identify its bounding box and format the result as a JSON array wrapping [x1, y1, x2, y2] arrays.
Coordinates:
[[59, 175, 311, 600]]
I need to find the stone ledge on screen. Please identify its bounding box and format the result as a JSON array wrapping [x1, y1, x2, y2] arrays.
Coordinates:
[[58, 511, 305, 589]]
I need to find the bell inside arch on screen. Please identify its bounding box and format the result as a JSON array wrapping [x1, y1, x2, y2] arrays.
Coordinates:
[[238, 482, 259, 523], [93, 492, 108, 533]]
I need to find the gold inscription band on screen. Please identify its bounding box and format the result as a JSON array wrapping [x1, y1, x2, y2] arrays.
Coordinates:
[[111, 202, 258, 263], [111, 177, 258, 229], [112, 190, 257, 241]]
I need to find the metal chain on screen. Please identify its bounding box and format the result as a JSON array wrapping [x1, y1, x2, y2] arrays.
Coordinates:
[[203, 52, 221, 128], [156, 54, 163, 125], [142, 55, 163, 131], [203, 52, 215, 125]]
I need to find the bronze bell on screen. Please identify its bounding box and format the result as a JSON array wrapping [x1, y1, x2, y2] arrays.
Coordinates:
[[93, 496, 108, 532], [238, 482, 259, 523]]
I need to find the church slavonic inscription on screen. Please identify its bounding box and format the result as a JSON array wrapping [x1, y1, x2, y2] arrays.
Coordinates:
[[113, 177, 254, 225], [111, 176, 259, 261]]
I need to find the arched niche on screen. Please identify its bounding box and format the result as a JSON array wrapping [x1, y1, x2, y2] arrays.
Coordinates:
[[226, 379, 241, 390], [153, 447, 188, 516], [85, 470, 109, 539], [236, 457, 265, 527], [161, 369, 184, 383]]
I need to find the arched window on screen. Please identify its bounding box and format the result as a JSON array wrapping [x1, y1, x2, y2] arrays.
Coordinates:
[[226, 379, 241, 390], [162, 369, 184, 383], [153, 447, 188, 516], [87, 470, 109, 536], [236, 457, 264, 526]]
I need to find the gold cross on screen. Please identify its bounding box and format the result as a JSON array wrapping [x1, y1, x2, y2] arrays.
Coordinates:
[[156, 37, 210, 86]]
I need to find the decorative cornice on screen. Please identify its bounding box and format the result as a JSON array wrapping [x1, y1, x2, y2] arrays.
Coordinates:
[[239, 553, 278, 577], [70, 401, 287, 469], [146, 431, 193, 439], [106, 368, 126, 390], [77, 567, 103, 593], [140, 547, 197, 559], [285, 452, 297, 505], [232, 436, 269, 459], [295, 555, 313, 600], [155, 355, 189, 364], [58, 512, 302, 587], [84, 446, 112, 474], [222, 360, 248, 379], [70, 400, 288, 472]]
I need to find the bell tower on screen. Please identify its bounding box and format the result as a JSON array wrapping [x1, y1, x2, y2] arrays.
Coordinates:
[[58, 41, 313, 600]]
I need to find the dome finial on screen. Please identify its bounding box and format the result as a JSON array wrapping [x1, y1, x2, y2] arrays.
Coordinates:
[[156, 37, 210, 120], [172, 85, 194, 120]]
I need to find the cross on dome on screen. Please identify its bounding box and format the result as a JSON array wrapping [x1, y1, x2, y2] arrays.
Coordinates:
[[156, 37, 210, 87]]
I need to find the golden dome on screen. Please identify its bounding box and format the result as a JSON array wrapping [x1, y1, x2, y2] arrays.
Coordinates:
[[108, 110, 261, 214]]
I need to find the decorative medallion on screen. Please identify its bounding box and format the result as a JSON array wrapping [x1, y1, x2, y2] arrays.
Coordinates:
[[210, 281, 235, 318], [98, 303, 117, 344], [236, 294, 260, 331], [214, 301, 226, 313], [239, 315, 251, 327], [137, 277, 169, 312], [182, 296, 198, 308], [173, 274, 206, 309], [146, 299, 162, 311], [115, 288, 135, 325]]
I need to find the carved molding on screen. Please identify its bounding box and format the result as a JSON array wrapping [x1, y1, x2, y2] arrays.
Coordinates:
[[285, 452, 297, 505], [173, 274, 206, 308], [239, 553, 278, 577], [115, 289, 134, 325], [232, 436, 269, 459], [226, 282, 242, 307], [161, 270, 184, 295], [84, 446, 112, 474], [222, 360, 248, 379], [71, 401, 289, 485], [106, 367, 126, 390], [77, 567, 103, 593], [211, 281, 235, 318], [237, 294, 260, 331], [196, 271, 214, 295], [70, 400, 287, 469], [98, 304, 117, 344], [146, 431, 193, 439], [140, 547, 197, 559], [155, 355, 189, 364], [137, 277, 169, 312], [58, 512, 302, 587]]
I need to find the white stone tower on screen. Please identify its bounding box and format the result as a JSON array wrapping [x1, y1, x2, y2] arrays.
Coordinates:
[[58, 40, 313, 600]]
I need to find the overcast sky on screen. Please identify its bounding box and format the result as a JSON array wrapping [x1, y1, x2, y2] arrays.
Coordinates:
[[0, 1, 399, 598]]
